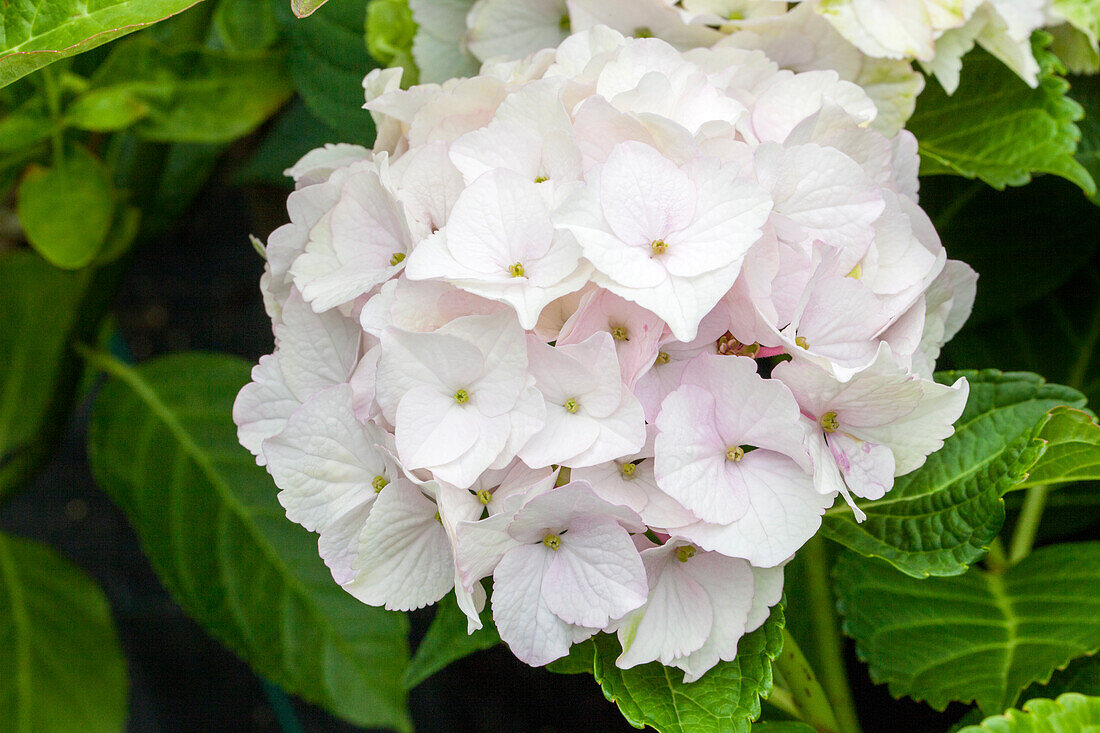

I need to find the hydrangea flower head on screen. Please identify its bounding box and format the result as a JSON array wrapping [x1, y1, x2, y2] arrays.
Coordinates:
[[237, 27, 974, 677]]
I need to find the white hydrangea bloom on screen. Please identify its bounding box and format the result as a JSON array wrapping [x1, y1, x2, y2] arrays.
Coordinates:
[[236, 27, 976, 677]]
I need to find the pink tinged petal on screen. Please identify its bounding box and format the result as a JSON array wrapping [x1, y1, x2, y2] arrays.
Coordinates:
[[445, 169, 555, 273], [450, 118, 544, 183], [391, 142, 464, 238], [439, 311, 530, 417], [506, 481, 646, 543], [654, 385, 749, 525], [494, 386, 547, 471], [317, 499, 374, 585], [755, 142, 884, 251], [395, 386, 481, 470], [683, 354, 809, 467], [554, 332, 624, 418], [542, 515, 649, 628], [347, 482, 454, 611], [599, 141, 697, 246], [828, 432, 896, 501], [518, 402, 602, 469], [348, 345, 381, 423], [493, 542, 583, 666], [375, 327, 485, 422], [672, 549, 756, 682], [293, 168, 412, 311], [751, 70, 877, 142], [616, 544, 713, 668], [565, 395, 647, 469], [674, 451, 829, 567], [234, 354, 300, 464], [276, 289, 361, 398], [844, 375, 969, 476], [455, 512, 520, 589], [662, 161, 772, 279], [778, 345, 924, 428], [745, 564, 785, 633], [263, 385, 392, 533]]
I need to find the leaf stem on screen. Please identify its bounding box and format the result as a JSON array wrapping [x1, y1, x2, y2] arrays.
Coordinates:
[[985, 538, 1008, 574], [764, 683, 802, 721], [1008, 484, 1049, 564], [774, 628, 840, 732], [803, 536, 862, 733]]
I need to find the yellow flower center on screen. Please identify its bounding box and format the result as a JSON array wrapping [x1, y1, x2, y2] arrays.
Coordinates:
[[611, 326, 629, 341], [564, 398, 580, 414], [508, 262, 525, 278], [543, 532, 562, 551], [795, 336, 809, 350], [726, 446, 745, 462], [476, 489, 492, 505], [655, 351, 670, 365], [620, 462, 637, 479], [371, 475, 388, 492], [389, 252, 406, 266], [650, 239, 668, 255], [454, 389, 470, 404], [677, 545, 697, 563], [820, 411, 840, 433]]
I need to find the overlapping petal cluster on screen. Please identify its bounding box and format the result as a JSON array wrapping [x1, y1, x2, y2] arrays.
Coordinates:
[[235, 27, 975, 677], [406, 0, 1094, 133]]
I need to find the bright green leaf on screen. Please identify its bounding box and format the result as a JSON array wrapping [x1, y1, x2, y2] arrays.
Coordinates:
[[278, 0, 378, 143], [835, 544, 1100, 714], [1053, 0, 1100, 51], [750, 724, 817, 733], [586, 601, 785, 733], [86, 352, 411, 732], [1015, 407, 1100, 488], [65, 85, 152, 131], [16, 145, 116, 269], [958, 692, 1100, 732], [403, 591, 500, 689], [822, 371, 1086, 578], [0, 531, 128, 733], [0, 0, 203, 88], [908, 35, 1095, 194], [90, 38, 293, 143]]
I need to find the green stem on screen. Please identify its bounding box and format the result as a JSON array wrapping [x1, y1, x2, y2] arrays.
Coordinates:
[[985, 537, 1008, 574], [38, 66, 65, 169], [764, 684, 802, 721], [774, 628, 840, 733], [804, 536, 862, 733], [1009, 485, 1049, 564]]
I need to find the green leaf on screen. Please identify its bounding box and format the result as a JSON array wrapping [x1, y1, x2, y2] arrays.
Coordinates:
[[278, 0, 378, 143], [212, 0, 280, 52], [0, 99, 54, 153], [822, 371, 1086, 577], [16, 145, 116, 268], [546, 638, 597, 675], [1054, 0, 1100, 51], [750, 724, 817, 733], [1022, 654, 1100, 701], [0, 0, 203, 88], [958, 693, 1100, 732], [0, 531, 128, 733], [835, 543, 1100, 714], [65, 85, 152, 131], [587, 601, 785, 733], [1072, 73, 1100, 205], [908, 35, 1095, 194], [403, 590, 500, 689], [90, 38, 293, 143], [1016, 407, 1100, 488], [86, 352, 411, 731]]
